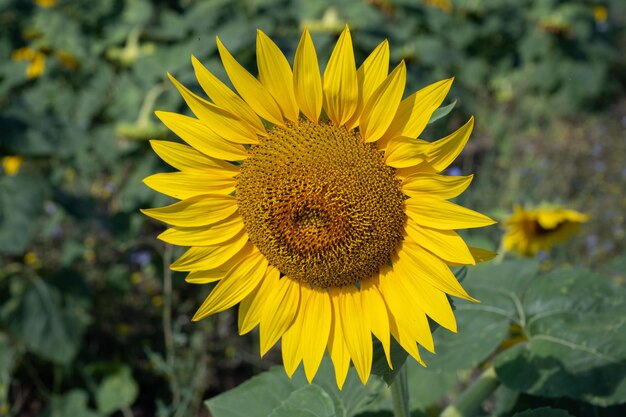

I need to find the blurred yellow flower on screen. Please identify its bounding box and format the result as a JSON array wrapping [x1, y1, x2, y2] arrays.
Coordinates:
[[56, 50, 80, 70], [11, 48, 46, 79], [34, 0, 56, 8], [423, 0, 453, 13], [503, 206, 589, 257], [24, 251, 42, 269], [593, 5, 608, 24], [2, 156, 23, 176]]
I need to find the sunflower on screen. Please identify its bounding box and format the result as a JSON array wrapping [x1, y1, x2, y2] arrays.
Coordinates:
[[503, 205, 588, 257], [142, 26, 496, 387]]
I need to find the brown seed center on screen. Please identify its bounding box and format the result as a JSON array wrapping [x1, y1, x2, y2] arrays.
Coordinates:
[[236, 120, 405, 288]]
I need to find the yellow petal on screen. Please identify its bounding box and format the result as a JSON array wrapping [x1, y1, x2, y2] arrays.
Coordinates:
[[167, 73, 259, 145], [259, 277, 300, 356], [192, 249, 268, 320], [171, 231, 248, 271], [360, 61, 406, 143], [405, 196, 496, 230], [293, 28, 323, 123], [392, 254, 457, 332], [378, 266, 434, 353], [345, 40, 389, 130], [191, 55, 266, 135], [300, 286, 332, 382], [256, 30, 299, 122], [404, 218, 475, 265], [155, 111, 248, 161], [338, 286, 372, 384], [141, 194, 238, 227], [216, 37, 284, 125], [360, 279, 392, 368], [402, 174, 473, 200], [447, 246, 498, 266], [388, 313, 425, 366], [238, 266, 280, 334], [282, 283, 307, 377], [185, 243, 256, 284], [327, 290, 351, 390], [393, 163, 437, 180], [426, 117, 474, 172], [396, 239, 475, 301], [384, 136, 430, 168], [380, 78, 453, 142], [143, 171, 235, 199], [323, 26, 358, 126], [149, 140, 240, 175], [157, 214, 245, 246]]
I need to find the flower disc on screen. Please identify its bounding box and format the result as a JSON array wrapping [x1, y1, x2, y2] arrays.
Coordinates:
[[237, 120, 405, 288]]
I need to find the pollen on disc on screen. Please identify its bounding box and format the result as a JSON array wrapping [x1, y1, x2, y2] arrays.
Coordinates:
[[236, 119, 405, 288]]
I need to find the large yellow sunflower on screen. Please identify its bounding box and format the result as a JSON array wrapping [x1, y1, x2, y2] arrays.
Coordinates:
[[503, 205, 588, 257], [142, 26, 496, 388]]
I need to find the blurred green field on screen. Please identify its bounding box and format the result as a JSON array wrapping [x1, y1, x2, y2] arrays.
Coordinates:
[[1, 0, 625, 416]]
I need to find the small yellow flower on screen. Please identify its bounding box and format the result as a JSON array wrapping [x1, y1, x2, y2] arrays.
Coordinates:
[[2, 156, 23, 176], [131, 272, 143, 284], [503, 206, 589, 257], [593, 5, 608, 24], [56, 50, 80, 70], [34, 0, 56, 8], [151, 295, 164, 308], [423, 0, 453, 13], [24, 251, 42, 269], [11, 48, 46, 79], [143, 26, 495, 387]]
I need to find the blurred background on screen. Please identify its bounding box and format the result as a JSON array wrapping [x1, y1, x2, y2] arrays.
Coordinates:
[[1, 0, 625, 416]]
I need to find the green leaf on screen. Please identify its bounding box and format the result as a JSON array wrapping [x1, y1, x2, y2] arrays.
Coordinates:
[[95, 366, 139, 415], [494, 268, 626, 407], [44, 390, 102, 417], [371, 338, 408, 385], [1, 277, 89, 364], [206, 358, 384, 417], [0, 174, 50, 254], [406, 361, 458, 411], [423, 260, 539, 371], [0, 333, 16, 413], [268, 385, 336, 417], [512, 407, 574, 417], [428, 100, 457, 125]]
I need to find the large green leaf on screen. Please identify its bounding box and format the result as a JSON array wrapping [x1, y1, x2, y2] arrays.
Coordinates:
[[95, 366, 139, 415], [43, 390, 102, 417], [268, 385, 336, 417], [0, 173, 49, 254], [512, 408, 574, 417], [494, 268, 626, 406], [423, 260, 540, 371], [1, 276, 90, 364], [0, 333, 16, 415], [206, 358, 384, 417]]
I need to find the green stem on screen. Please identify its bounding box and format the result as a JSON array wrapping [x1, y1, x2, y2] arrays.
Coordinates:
[[390, 365, 410, 417], [162, 244, 181, 407], [440, 365, 499, 417]]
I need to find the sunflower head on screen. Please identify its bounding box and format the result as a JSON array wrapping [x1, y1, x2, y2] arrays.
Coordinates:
[[142, 26, 496, 387], [503, 205, 589, 257]]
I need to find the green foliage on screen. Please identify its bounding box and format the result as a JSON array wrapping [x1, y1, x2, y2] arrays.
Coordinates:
[[512, 408, 574, 417], [494, 268, 626, 407], [206, 359, 386, 417], [44, 390, 102, 417], [95, 366, 139, 415], [0, 0, 625, 415]]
